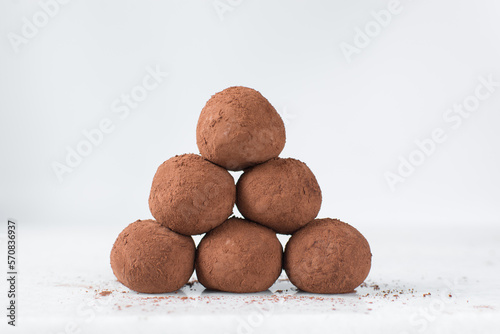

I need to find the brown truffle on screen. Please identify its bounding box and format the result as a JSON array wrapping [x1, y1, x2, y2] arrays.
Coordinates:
[[196, 86, 286, 171], [236, 158, 322, 234], [195, 218, 283, 293], [284, 218, 372, 294], [110, 219, 195, 293], [149, 154, 236, 235]]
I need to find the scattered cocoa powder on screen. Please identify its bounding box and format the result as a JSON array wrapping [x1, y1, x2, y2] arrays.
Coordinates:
[[185, 280, 199, 288]]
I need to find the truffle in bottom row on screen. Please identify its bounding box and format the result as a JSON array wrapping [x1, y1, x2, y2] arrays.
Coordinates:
[[284, 218, 372, 294], [196, 218, 283, 293], [110, 219, 195, 293]]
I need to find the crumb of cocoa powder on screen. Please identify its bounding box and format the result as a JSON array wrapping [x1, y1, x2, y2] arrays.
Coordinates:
[[99, 290, 112, 297], [185, 280, 199, 288]]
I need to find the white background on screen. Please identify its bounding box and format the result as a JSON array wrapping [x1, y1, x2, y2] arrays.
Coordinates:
[[1, 0, 499, 229], [0, 1, 499, 333]]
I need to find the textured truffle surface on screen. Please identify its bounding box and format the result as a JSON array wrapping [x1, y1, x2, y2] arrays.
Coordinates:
[[149, 154, 236, 235], [196, 218, 283, 293], [110, 219, 195, 293], [196, 86, 286, 171], [236, 158, 322, 234], [284, 218, 372, 294]]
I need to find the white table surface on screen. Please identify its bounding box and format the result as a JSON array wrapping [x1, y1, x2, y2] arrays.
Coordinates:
[[0, 223, 499, 334]]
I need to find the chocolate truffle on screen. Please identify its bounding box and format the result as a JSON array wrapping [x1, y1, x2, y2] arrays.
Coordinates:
[[236, 158, 322, 234], [284, 218, 372, 294], [195, 218, 283, 293], [149, 154, 236, 235], [110, 219, 195, 293], [196, 86, 286, 171]]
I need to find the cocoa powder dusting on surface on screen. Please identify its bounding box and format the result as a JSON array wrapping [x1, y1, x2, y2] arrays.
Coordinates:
[[92, 278, 453, 315]]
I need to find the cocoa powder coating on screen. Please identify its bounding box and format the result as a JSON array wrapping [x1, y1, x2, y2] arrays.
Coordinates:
[[195, 218, 283, 293], [149, 154, 236, 235], [110, 219, 195, 294], [284, 218, 372, 294], [196, 86, 286, 171], [236, 158, 322, 234]]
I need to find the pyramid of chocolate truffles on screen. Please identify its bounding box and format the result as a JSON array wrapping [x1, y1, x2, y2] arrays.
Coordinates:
[[110, 86, 372, 294]]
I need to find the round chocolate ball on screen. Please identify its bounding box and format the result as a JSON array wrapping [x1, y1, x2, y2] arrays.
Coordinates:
[[195, 218, 283, 293], [149, 154, 236, 235], [284, 218, 372, 294], [196, 86, 286, 171], [110, 219, 195, 293], [236, 158, 322, 234]]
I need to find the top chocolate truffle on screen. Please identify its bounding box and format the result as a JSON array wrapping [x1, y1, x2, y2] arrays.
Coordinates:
[[196, 86, 286, 171], [149, 154, 236, 235]]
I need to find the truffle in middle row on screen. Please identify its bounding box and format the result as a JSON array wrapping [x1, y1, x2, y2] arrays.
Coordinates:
[[237, 157, 322, 234], [149, 154, 236, 235]]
